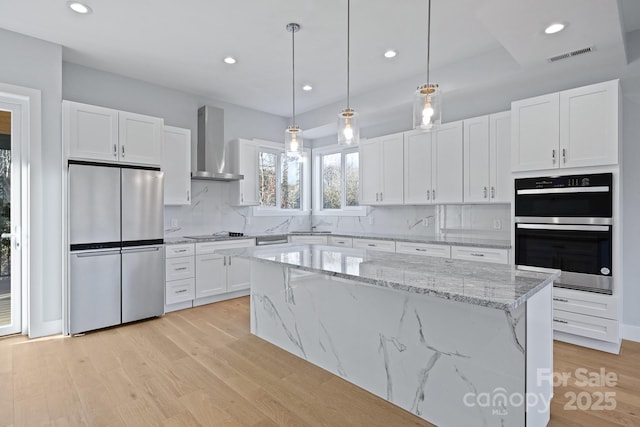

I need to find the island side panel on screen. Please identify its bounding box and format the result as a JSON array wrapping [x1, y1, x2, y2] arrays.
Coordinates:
[[250, 261, 527, 427]]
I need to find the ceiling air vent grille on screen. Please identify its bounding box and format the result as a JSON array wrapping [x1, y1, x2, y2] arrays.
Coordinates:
[[548, 46, 595, 63]]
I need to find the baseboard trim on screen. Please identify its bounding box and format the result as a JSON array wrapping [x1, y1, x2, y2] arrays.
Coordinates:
[[193, 289, 250, 307], [554, 331, 621, 354], [622, 324, 640, 342]]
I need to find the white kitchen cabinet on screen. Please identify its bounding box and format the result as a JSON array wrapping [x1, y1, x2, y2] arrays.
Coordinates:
[[230, 139, 259, 206], [359, 132, 404, 205], [162, 126, 191, 205], [165, 243, 195, 311], [195, 239, 256, 299], [511, 79, 619, 172], [450, 246, 509, 264], [289, 235, 328, 245], [559, 80, 619, 168], [119, 111, 164, 165], [352, 238, 396, 253], [463, 112, 511, 203], [403, 130, 432, 204], [552, 309, 619, 343], [395, 241, 450, 258], [64, 100, 164, 166], [327, 236, 353, 248], [64, 101, 119, 162]]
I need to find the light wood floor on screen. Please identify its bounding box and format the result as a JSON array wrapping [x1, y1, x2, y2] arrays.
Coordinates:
[[0, 297, 638, 426]]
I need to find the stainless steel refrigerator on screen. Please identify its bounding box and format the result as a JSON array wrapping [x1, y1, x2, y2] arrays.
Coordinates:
[[69, 162, 164, 334]]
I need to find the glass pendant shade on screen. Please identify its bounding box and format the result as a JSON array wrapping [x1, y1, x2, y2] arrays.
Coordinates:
[[285, 125, 303, 157], [413, 83, 441, 130], [338, 108, 359, 146]]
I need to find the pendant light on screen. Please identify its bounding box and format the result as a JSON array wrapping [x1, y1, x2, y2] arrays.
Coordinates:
[[413, 0, 441, 130], [285, 23, 303, 157], [338, 0, 359, 146]]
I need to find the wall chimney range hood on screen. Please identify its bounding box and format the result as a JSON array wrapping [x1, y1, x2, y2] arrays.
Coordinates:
[[192, 105, 244, 181]]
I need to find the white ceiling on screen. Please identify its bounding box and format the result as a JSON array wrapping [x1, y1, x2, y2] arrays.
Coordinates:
[[0, 0, 638, 118]]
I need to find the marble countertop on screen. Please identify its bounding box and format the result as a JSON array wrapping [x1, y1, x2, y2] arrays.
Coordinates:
[[218, 243, 558, 311], [166, 231, 511, 249]]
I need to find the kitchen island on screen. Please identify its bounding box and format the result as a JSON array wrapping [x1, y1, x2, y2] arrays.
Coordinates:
[[218, 244, 559, 427]]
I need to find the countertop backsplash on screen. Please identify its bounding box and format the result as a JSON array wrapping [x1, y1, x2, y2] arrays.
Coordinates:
[[164, 180, 510, 241]]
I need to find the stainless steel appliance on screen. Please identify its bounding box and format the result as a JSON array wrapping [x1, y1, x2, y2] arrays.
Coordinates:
[[514, 173, 613, 294], [69, 162, 164, 334]]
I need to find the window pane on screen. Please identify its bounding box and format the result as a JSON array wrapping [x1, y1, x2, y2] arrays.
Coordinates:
[[280, 154, 301, 209], [259, 151, 277, 207], [322, 153, 342, 209], [345, 151, 359, 206]]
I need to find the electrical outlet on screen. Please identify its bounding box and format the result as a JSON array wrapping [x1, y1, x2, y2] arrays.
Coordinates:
[[170, 218, 178, 228], [493, 219, 502, 230], [368, 216, 374, 225]]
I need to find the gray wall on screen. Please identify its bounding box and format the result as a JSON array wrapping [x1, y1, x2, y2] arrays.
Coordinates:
[[0, 28, 62, 337]]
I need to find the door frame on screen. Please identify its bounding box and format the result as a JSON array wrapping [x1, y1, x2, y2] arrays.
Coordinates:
[[0, 83, 38, 336]]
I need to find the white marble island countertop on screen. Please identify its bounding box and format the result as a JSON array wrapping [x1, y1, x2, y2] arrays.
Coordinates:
[[218, 243, 559, 311]]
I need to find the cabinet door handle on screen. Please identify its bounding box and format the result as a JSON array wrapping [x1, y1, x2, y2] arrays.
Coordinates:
[[553, 297, 569, 303], [122, 145, 125, 158], [470, 253, 485, 257], [376, 193, 379, 202], [367, 244, 376, 247], [175, 249, 187, 253], [552, 149, 556, 164], [187, 190, 190, 201], [483, 186, 488, 198], [432, 189, 436, 200], [380, 192, 383, 201], [228, 256, 232, 266], [562, 148, 567, 163], [427, 190, 430, 200], [223, 256, 226, 266], [175, 267, 187, 271], [491, 187, 495, 199], [241, 193, 244, 203], [415, 248, 427, 252], [553, 318, 569, 324], [175, 289, 188, 294], [113, 144, 117, 157]]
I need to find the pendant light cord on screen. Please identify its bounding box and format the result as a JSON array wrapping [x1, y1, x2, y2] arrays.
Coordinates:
[[426, 0, 431, 85], [347, 0, 351, 109], [292, 26, 296, 125]]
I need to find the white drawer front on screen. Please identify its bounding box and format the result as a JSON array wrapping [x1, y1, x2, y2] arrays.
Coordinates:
[[451, 246, 509, 264], [553, 309, 619, 343], [166, 278, 195, 305], [166, 243, 195, 258], [165, 256, 195, 281], [396, 242, 451, 258], [327, 236, 353, 247], [553, 288, 618, 320], [289, 235, 328, 244], [196, 238, 255, 255], [353, 238, 396, 253]]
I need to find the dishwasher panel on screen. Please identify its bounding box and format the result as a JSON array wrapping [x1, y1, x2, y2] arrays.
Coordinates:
[[121, 245, 165, 323], [70, 249, 121, 334]]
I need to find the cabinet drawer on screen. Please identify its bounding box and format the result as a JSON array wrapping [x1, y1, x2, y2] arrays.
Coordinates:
[[396, 242, 451, 258], [289, 235, 328, 245], [196, 239, 255, 255], [327, 236, 353, 248], [165, 256, 195, 281], [553, 288, 618, 320], [166, 278, 194, 305], [451, 246, 509, 264], [553, 309, 619, 343], [352, 238, 396, 253], [166, 243, 195, 258]]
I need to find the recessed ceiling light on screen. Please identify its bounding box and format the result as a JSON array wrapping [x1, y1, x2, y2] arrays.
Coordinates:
[[302, 84, 313, 91], [384, 50, 397, 59], [544, 23, 565, 35], [223, 57, 237, 64], [68, 1, 92, 14]]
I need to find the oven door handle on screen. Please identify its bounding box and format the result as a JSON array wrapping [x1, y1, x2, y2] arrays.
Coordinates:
[[516, 186, 610, 195], [516, 223, 610, 232]]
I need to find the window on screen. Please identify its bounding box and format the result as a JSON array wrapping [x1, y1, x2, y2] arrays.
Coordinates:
[[313, 146, 366, 216], [255, 142, 309, 215]]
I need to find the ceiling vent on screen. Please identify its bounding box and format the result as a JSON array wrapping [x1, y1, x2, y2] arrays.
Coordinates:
[[548, 46, 595, 63]]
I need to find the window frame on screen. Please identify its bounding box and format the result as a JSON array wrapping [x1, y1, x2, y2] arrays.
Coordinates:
[[312, 144, 367, 216], [253, 139, 311, 217]]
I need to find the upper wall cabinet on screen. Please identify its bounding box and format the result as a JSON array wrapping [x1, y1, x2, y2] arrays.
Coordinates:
[[229, 139, 259, 206], [463, 112, 511, 203], [511, 80, 619, 172], [64, 100, 164, 167], [403, 121, 464, 205], [163, 126, 191, 205], [359, 132, 404, 205]]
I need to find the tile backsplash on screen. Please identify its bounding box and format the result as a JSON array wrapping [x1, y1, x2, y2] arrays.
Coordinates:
[[165, 181, 510, 241]]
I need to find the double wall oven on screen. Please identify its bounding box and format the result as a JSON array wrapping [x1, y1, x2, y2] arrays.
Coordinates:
[[515, 173, 613, 295]]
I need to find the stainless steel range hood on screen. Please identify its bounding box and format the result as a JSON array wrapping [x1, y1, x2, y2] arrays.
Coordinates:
[[192, 105, 244, 181]]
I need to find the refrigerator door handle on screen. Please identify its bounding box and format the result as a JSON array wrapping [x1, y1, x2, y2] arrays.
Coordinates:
[[121, 246, 163, 254], [73, 249, 121, 258]]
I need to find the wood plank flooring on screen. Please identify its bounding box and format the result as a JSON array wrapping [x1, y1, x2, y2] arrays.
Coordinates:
[[0, 296, 638, 426]]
